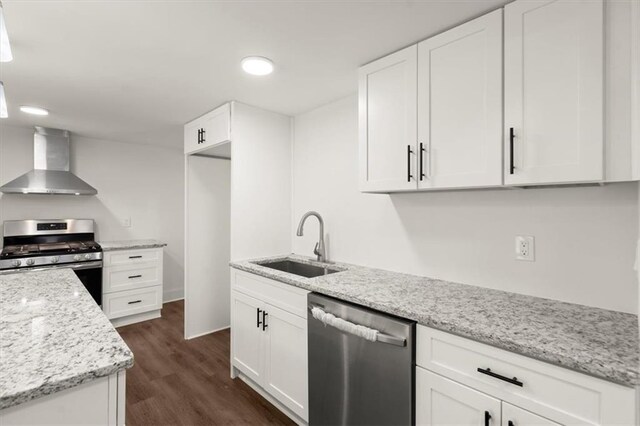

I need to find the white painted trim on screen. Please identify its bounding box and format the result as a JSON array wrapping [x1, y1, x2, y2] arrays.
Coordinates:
[[185, 325, 230, 340], [631, 0, 640, 179], [111, 310, 161, 328], [236, 371, 307, 426], [183, 154, 190, 340]]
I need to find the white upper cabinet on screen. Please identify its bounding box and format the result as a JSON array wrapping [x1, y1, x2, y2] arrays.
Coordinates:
[[504, 0, 604, 185], [359, 45, 418, 192], [417, 9, 503, 190], [184, 103, 231, 154]]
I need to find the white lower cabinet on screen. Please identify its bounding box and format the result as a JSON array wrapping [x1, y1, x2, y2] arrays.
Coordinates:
[[417, 368, 501, 426], [0, 371, 126, 426], [230, 269, 309, 423], [103, 247, 164, 326], [416, 326, 636, 425], [502, 402, 560, 426]]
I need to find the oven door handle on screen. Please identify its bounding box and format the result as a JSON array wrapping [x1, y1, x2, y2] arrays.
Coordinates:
[[65, 261, 103, 270]]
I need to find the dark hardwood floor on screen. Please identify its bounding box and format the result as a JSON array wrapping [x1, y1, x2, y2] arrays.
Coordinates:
[[117, 300, 295, 426]]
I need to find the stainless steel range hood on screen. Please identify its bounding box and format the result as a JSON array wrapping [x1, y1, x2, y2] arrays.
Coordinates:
[[0, 127, 97, 195]]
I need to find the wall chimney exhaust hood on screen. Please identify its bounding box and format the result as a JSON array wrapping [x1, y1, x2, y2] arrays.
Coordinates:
[[0, 127, 97, 195]]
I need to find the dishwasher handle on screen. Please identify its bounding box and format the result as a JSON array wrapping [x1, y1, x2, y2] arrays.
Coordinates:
[[309, 304, 406, 347]]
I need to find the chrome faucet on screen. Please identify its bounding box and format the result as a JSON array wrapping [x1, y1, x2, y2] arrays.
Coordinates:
[[296, 211, 326, 262]]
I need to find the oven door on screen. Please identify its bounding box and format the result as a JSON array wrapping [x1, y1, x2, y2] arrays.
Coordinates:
[[66, 261, 103, 306]]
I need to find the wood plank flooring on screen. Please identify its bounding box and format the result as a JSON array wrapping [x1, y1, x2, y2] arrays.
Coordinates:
[[117, 300, 295, 426]]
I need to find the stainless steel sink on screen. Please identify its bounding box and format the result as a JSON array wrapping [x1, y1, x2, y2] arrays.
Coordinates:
[[260, 259, 340, 278]]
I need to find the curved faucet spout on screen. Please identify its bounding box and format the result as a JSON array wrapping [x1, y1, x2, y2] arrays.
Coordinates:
[[296, 211, 326, 262]]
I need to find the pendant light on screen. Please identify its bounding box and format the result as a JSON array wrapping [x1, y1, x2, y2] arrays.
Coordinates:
[[0, 82, 7, 118], [0, 1, 12, 62]]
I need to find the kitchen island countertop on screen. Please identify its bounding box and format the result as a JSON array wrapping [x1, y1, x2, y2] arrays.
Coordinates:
[[0, 269, 133, 410]]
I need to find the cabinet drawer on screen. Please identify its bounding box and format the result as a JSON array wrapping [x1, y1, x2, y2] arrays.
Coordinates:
[[104, 248, 161, 267], [103, 263, 161, 293], [232, 269, 309, 318], [416, 326, 635, 425], [103, 286, 162, 319]]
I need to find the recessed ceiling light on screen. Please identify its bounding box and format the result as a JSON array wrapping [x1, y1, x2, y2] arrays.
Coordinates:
[[241, 56, 274, 76], [20, 106, 49, 116]]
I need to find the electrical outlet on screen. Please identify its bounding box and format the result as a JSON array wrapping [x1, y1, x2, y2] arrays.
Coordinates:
[[122, 217, 131, 228], [515, 235, 535, 261]]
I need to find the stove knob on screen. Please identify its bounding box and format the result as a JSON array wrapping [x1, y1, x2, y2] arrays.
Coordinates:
[[50, 256, 60, 264], [26, 259, 35, 266], [11, 259, 21, 267], [73, 255, 82, 261], [84, 253, 93, 260]]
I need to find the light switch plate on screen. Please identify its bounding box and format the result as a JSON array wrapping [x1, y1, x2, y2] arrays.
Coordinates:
[[515, 235, 535, 261]]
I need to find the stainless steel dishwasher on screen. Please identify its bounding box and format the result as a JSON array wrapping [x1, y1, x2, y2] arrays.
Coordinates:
[[308, 293, 416, 426]]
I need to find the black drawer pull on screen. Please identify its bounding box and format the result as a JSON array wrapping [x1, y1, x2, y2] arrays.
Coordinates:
[[129, 255, 143, 259], [262, 311, 268, 330], [477, 367, 523, 387], [128, 300, 142, 305], [484, 411, 491, 426], [257, 308, 262, 328], [128, 275, 142, 279]]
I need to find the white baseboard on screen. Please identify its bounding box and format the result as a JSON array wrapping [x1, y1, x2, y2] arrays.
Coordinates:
[[185, 325, 230, 340]]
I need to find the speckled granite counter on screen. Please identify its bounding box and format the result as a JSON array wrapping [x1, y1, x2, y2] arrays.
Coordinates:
[[231, 254, 640, 387], [99, 239, 166, 251], [0, 269, 134, 410]]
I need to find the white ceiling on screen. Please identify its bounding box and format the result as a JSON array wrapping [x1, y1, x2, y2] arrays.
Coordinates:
[[0, 0, 509, 149]]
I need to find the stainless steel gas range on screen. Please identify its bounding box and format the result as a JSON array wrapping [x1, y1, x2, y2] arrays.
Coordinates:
[[0, 219, 103, 305]]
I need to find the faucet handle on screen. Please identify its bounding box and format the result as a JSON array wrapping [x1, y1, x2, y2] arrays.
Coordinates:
[[313, 242, 320, 256]]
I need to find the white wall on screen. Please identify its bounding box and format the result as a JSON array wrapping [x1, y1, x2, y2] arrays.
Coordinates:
[[230, 102, 292, 260], [293, 95, 639, 314], [0, 124, 185, 302]]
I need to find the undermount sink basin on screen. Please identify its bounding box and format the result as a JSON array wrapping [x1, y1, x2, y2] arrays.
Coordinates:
[[260, 259, 339, 278]]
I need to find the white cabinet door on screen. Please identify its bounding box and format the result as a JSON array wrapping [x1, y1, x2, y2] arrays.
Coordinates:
[[184, 103, 231, 154], [263, 303, 308, 422], [417, 368, 501, 426], [359, 45, 417, 192], [504, 0, 604, 185], [502, 403, 561, 426], [417, 9, 503, 189], [231, 290, 264, 385]]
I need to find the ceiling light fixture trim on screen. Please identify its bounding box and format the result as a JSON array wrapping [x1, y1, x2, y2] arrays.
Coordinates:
[[241, 56, 274, 76]]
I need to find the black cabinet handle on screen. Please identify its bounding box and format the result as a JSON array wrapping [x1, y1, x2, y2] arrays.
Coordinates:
[[508, 421, 514, 426], [257, 308, 262, 328], [128, 275, 142, 279], [484, 411, 491, 426], [419, 143, 426, 181], [128, 300, 142, 305], [129, 255, 142, 259], [477, 367, 523, 387], [509, 127, 515, 175], [202, 129, 206, 143], [262, 311, 268, 330], [407, 145, 413, 182], [197, 129, 201, 144]]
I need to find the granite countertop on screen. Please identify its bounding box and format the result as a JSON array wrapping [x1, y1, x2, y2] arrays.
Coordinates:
[[231, 254, 640, 387], [0, 269, 134, 410], [99, 239, 167, 252]]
